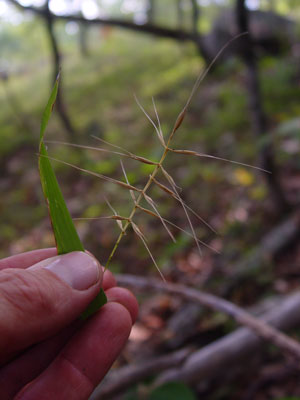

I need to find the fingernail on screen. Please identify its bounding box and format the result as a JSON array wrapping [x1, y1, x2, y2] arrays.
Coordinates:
[[32, 252, 101, 290]]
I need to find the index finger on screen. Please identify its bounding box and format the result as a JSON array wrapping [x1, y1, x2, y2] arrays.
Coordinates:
[[0, 248, 57, 271]]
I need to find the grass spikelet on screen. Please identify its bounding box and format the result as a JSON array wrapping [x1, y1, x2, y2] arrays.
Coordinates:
[[162, 168, 203, 257], [152, 96, 165, 147], [46, 140, 128, 158], [159, 168, 217, 233], [132, 222, 166, 282], [76, 213, 219, 254], [143, 193, 176, 242], [47, 140, 157, 166], [135, 205, 219, 253], [39, 154, 142, 192], [104, 197, 124, 230], [169, 149, 271, 173], [136, 204, 159, 218], [160, 166, 182, 192], [120, 160, 137, 204], [134, 94, 166, 147], [74, 215, 128, 222], [91, 135, 132, 153], [52, 34, 255, 279], [152, 177, 177, 198], [172, 109, 186, 134]]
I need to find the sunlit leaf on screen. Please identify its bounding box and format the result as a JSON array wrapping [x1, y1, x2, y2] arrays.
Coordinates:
[[234, 168, 254, 186]]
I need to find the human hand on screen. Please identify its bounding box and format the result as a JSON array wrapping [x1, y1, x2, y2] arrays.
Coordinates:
[[0, 248, 138, 400]]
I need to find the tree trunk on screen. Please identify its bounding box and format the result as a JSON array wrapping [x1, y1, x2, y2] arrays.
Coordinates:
[[44, 1, 77, 142], [236, 0, 289, 213]]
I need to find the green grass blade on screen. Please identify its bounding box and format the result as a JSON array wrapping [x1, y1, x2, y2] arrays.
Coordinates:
[[39, 140, 84, 254], [39, 76, 106, 316], [40, 74, 59, 141], [80, 288, 107, 320], [39, 76, 84, 254]]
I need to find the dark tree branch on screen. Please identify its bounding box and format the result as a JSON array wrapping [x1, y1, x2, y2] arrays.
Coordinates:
[[236, 0, 289, 213], [8, 0, 195, 42], [242, 363, 298, 400], [92, 290, 300, 399], [43, 1, 77, 140], [8, 0, 209, 64], [146, 0, 156, 24], [176, 0, 184, 29], [44, 1, 59, 84], [190, 0, 211, 63], [90, 348, 193, 400], [161, 212, 300, 350], [156, 291, 300, 386], [190, 0, 199, 33], [116, 275, 300, 360], [78, 16, 90, 57], [219, 211, 300, 296]]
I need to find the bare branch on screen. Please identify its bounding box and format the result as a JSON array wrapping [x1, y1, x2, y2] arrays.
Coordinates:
[[92, 290, 300, 399], [90, 348, 193, 400], [117, 274, 300, 360], [236, 0, 289, 211], [8, 0, 197, 45], [43, 0, 77, 140]]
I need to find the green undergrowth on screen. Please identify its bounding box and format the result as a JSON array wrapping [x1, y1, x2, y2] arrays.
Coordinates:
[[1, 21, 299, 272]]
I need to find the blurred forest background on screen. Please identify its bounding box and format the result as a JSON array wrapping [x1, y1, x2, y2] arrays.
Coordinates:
[[1, 0, 300, 399]]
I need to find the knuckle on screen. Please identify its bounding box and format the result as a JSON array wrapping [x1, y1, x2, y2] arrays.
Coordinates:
[[0, 268, 66, 356], [0, 269, 59, 319]]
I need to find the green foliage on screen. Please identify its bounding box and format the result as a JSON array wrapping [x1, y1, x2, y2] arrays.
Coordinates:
[[149, 382, 196, 400], [1, 2, 300, 398], [276, 398, 300, 400], [1, 0, 300, 314]]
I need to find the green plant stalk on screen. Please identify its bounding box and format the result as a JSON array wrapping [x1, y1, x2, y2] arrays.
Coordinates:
[[105, 133, 172, 269], [39, 75, 107, 319], [104, 33, 240, 268]]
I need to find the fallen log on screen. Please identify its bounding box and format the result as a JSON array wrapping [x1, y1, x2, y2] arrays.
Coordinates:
[[116, 275, 300, 359], [220, 212, 300, 295], [91, 281, 300, 399], [156, 291, 300, 385], [90, 348, 192, 400]]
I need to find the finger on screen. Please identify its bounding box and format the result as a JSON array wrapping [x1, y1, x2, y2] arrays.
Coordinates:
[[0, 248, 57, 270], [0, 286, 137, 399], [0, 248, 116, 291], [106, 287, 139, 323], [15, 302, 133, 400], [0, 252, 103, 364], [102, 269, 116, 291], [0, 322, 79, 400]]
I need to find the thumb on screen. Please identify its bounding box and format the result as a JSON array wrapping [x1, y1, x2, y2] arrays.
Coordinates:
[[0, 251, 102, 363]]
